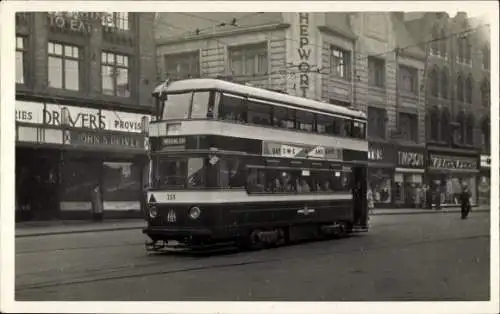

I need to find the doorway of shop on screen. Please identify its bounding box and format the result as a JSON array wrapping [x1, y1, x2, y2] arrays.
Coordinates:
[[16, 147, 60, 221]]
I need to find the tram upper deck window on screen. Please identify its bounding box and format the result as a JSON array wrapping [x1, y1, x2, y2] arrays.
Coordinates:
[[163, 92, 192, 120], [352, 121, 366, 139], [316, 114, 343, 136], [247, 100, 272, 126], [220, 94, 246, 123], [190, 91, 211, 119], [273, 106, 296, 129], [296, 110, 314, 132]]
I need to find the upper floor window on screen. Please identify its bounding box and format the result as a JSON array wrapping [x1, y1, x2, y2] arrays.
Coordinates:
[[482, 45, 490, 70], [16, 36, 26, 84], [441, 67, 449, 99], [481, 79, 490, 107], [457, 36, 471, 64], [481, 117, 490, 153], [48, 42, 80, 91], [368, 57, 385, 88], [399, 65, 417, 94], [399, 112, 418, 142], [439, 29, 447, 58], [102, 12, 129, 31], [429, 107, 440, 141], [229, 43, 267, 76], [164, 51, 200, 80], [101, 51, 130, 97], [441, 109, 450, 143], [465, 75, 473, 104], [465, 114, 474, 145], [456, 74, 464, 102], [428, 67, 439, 97], [330, 46, 350, 80], [367, 107, 386, 139], [431, 26, 439, 55]]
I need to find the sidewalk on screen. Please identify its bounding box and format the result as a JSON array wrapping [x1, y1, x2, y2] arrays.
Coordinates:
[[15, 205, 491, 238]]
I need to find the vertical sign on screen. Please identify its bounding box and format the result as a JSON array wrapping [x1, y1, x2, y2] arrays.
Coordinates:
[[297, 13, 311, 98]]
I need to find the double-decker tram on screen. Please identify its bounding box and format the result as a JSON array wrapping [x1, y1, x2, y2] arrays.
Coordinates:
[[143, 78, 369, 252]]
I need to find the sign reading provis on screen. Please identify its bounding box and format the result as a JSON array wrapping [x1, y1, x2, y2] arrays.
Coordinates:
[[263, 141, 342, 161]]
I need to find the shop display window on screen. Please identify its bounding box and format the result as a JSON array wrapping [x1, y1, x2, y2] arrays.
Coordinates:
[[368, 169, 392, 204], [429, 174, 477, 206], [394, 173, 424, 207], [102, 161, 142, 201], [478, 174, 490, 205], [60, 160, 100, 202]]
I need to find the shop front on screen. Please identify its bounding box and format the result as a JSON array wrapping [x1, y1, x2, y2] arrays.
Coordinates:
[[478, 154, 491, 206], [394, 146, 426, 208], [426, 150, 480, 208], [15, 100, 150, 221], [367, 142, 396, 208]]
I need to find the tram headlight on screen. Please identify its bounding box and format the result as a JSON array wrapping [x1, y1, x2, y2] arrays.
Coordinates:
[[188, 206, 201, 219], [149, 206, 158, 219]]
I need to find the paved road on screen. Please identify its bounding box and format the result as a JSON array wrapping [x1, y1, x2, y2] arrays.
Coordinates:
[[16, 212, 490, 301]]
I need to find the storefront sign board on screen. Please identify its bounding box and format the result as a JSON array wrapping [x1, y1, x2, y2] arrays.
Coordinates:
[[397, 150, 424, 168], [429, 154, 478, 170], [15, 101, 44, 124], [66, 130, 146, 150], [480, 155, 491, 168], [263, 141, 342, 161]]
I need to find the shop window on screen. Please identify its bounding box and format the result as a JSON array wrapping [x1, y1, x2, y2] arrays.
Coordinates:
[[102, 12, 129, 31], [429, 107, 440, 141], [331, 46, 350, 80], [368, 169, 392, 205], [102, 162, 141, 201], [247, 100, 272, 126], [16, 36, 26, 84], [481, 79, 490, 107], [465, 75, 473, 104], [48, 42, 80, 91], [441, 67, 448, 99], [60, 160, 100, 202], [441, 109, 450, 143], [101, 51, 130, 97], [456, 74, 464, 102], [430, 175, 477, 207], [220, 94, 246, 123], [367, 107, 386, 139], [428, 67, 439, 97], [164, 51, 200, 80], [399, 113, 418, 142], [394, 173, 424, 207], [368, 57, 385, 88], [273, 106, 296, 129], [163, 92, 192, 120], [295, 110, 314, 132]]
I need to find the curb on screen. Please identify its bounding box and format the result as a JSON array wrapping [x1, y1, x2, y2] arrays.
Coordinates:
[[15, 209, 490, 238], [15, 225, 144, 238]]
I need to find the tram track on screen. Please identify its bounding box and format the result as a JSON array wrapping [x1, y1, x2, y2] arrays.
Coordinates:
[[16, 232, 489, 292]]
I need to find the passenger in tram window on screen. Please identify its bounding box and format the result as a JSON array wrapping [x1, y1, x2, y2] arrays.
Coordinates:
[[297, 178, 311, 193], [322, 180, 332, 191], [282, 173, 295, 192]]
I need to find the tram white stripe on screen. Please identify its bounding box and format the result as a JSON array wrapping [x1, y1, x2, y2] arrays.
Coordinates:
[[152, 120, 368, 152], [147, 190, 352, 204]]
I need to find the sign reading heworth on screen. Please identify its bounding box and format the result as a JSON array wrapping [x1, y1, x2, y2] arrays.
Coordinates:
[[263, 141, 342, 161]]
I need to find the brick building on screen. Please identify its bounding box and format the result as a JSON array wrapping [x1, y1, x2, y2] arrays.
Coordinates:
[[15, 12, 156, 221], [155, 12, 427, 208], [405, 12, 491, 207]]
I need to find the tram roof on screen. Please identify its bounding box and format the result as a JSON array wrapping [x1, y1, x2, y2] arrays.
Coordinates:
[[163, 78, 367, 120]]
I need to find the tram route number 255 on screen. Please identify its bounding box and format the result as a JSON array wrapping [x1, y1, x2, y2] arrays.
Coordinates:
[[166, 193, 176, 201]]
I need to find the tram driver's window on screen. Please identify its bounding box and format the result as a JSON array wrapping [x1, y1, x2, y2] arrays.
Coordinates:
[[191, 91, 210, 119], [158, 159, 187, 187], [220, 94, 246, 123], [187, 158, 206, 188]]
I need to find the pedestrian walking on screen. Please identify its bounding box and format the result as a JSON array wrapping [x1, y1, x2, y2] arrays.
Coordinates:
[[460, 185, 472, 219], [367, 188, 374, 214]]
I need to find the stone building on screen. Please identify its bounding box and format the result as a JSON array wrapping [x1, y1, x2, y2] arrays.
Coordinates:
[[154, 12, 427, 208], [405, 12, 491, 206], [15, 12, 156, 220]]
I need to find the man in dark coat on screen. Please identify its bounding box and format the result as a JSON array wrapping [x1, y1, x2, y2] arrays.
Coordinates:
[[460, 185, 472, 219]]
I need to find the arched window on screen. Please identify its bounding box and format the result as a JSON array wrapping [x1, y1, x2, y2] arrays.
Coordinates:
[[440, 29, 447, 57], [429, 67, 439, 97], [481, 79, 490, 107], [483, 45, 490, 70], [457, 37, 464, 62], [441, 108, 450, 143], [464, 37, 471, 64], [466, 113, 474, 145], [481, 117, 490, 153], [441, 67, 448, 99], [429, 107, 440, 141], [465, 75, 473, 104], [457, 111, 466, 144], [456, 74, 464, 102]]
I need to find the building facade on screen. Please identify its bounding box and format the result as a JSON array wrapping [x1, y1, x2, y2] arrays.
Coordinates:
[[405, 12, 491, 207], [15, 12, 156, 221], [155, 12, 427, 208]]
